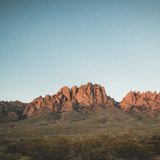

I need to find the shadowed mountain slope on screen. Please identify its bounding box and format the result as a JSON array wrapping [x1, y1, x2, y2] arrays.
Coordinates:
[[0, 101, 26, 122]]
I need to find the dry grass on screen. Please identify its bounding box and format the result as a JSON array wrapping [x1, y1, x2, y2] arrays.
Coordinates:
[[1, 112, 160, 160]]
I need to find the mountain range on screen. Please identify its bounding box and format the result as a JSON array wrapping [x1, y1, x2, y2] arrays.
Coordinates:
[[0, 82, 160, 122]]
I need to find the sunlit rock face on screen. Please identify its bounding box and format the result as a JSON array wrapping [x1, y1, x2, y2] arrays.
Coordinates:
[[120, 91, 160, 110], [1, 83, 160, 121], [23, 82, 118, 117]]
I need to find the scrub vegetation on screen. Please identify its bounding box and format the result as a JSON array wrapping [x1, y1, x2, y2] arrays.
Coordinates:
[[1, 134, 160, 160], [1, 113, 160, 160]]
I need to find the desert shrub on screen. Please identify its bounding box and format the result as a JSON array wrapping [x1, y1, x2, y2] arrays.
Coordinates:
[[7, 137, 71, 160], [7, 138, 46, 155], [73, 136, 100, 160], [149, 135, 160, 154], [72, 135, 113, 160], [72, 134, 156, 160], [111, 139, 154, 160], [47, 137, 71, 160], [6, 134, 160, 160], [0, 152, 22, 160]]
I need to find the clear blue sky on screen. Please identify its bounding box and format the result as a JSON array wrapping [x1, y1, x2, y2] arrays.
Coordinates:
[[0, 0, 160, 102]]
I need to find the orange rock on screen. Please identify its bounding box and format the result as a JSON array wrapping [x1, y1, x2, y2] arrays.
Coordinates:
[[120, 91, 160, 110], [23, 82, 118, 117]]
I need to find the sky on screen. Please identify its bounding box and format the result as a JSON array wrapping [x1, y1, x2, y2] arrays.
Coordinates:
[[0, 0, 160, 103]]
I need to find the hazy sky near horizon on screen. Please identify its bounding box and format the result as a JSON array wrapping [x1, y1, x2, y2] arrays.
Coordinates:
[[0, 0, 160, 102]]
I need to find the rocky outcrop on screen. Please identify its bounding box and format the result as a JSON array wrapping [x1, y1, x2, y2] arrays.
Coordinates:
[[0, 101, 26, 121], [74, 83, 108, 106], [120, 91, 160, 111], [23, 82, 118, 117], [1, 83, 159, 121]]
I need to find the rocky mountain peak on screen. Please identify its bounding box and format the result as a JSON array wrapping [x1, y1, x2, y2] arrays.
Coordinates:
[[59, 86, 71, 100], [72, 82, 108, 106], [23, 83, 116, 117], [71, 85, 78, 98], [1, 84, 159, 121], [120, 91, 160, 110]]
